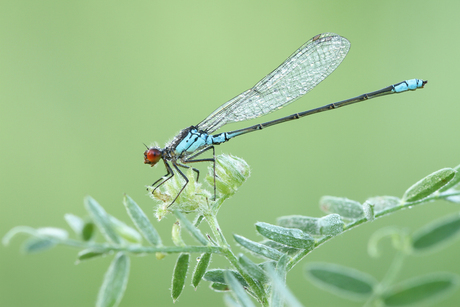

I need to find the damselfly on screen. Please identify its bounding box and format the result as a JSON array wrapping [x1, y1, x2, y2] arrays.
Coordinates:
[[144, 33, 426, 206]]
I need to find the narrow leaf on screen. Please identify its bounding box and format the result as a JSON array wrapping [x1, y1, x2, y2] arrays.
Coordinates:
[[203, 269, 248, 287], [82, 221, 95, 241], [277, 215, 320, 235], [320, 196, 363, 219], [261, 240, 300, 256], [109, 216, 143, 244], [224, 294, 241, 306], [36, 227, 68, 240], [402, 168, 456, 202], [174, 209, 208, 245], [3, 226, 38, 246], [64, 213, 84, 236], [256, 222, 314, 249], [439, 164, 460, 192], [22, 237, 57, 254], [305, 262, 377, 301], [171, 253, 190, 302], [192, 253, 212, 289], [224, 270, 256, 307], [271, 254, 290, 307], [77, 249, 106, 262], [85, 196, 121, 244], [234, 234, 283, 260], [266, 259, 304, 307], [211, 282, 230, 292], [411, 212, 460, 253], [365, 196, 401, 212], [123, 195, 162, 246], [96, 252, 130, 307], [381, 273, 460, 306], [238, 254, 267, 283], [317, 214, 344, 236]]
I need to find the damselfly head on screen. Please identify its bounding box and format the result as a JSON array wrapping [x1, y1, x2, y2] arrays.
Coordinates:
[[144, 147, 162, 166]]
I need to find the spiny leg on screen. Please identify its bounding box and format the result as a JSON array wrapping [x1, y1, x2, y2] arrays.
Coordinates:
[[183, 146, 216, 200], [168, 162, 189, 207], [150, 159, 174, 194]]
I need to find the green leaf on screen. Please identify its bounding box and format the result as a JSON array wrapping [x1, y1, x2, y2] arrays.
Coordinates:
[[277, 215, 320, 235], [260, 240, 300, 256], [64, 213, 84, 236], [77, 248, 107, 262], [439, 164, 460, 192], [317, 214, 344, 236], [84, 196, 121, 244], [3, 226, 37, 246], [402, 168, 456, 202], [22, 237, 57, 254], [210, 282, 230, 292], [224, 270, 256, 307], [172, 221, 185, 247], [192, 253, 212, 289], [233, 234, 283, 260], [82, 221, 95, 241], [174, 209, 208, 245], [171, 253, 190, 302], [305, 262, 376, 301], [109, 216, 143, 244], [224, 294, 241, 306], [123, 195, 162, 246], [411, 212, 460, 254], [381, 273, 460, 306], [271, 254, 290, 307], [365, 196, 401, 212], [203, 269, 248, 287], [238, 253, 267, 283], [255, 222, 314, 249], [36, 227, 68, 240], [320, 196, 364, 219], [266, 258, 304, 307], [96, 252, 130, 307]]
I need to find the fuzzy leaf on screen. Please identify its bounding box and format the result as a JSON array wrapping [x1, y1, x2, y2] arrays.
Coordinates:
[[77, 249, 107, 262], [123, 195, 162, 246], [192, 253, 212, 289], [64, 214, 85, 236], [85, 196, 121, 244], [109, 216, 142, 244], [402, 168, 456, 202], [96, 252, 130, 307], [174, 210, 208, 245], [255, 222, 314, 249], [233, 234, 283, 260], [318, 214, 344, 236], [210, 282, 230, 292], [320, 196, 363, 219], [439, 164, 460, 192], [203, 269, 248, 287], [224, 270, 255, 307], [411, 212, 460, 253], [305, 262, 376, 301], [238, 254, 267, 283], [277, 215, 320, 235], [82, 221, 95, 241], [22, 237, 57, 254], [365, 196, 401, 212], [171, 253, 190, 302], [381, 273, 460, 306]]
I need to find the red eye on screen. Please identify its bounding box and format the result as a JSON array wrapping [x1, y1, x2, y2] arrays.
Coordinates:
[[144, 148, 162, 165]]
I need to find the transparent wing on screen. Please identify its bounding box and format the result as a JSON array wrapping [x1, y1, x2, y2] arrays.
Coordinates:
[[197, 33, 351, 134]]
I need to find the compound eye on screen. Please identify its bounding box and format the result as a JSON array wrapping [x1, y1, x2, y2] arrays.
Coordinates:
[[144, 148, 162, 165]]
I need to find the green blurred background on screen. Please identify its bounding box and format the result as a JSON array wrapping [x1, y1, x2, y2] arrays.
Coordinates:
[[1, 1, 460, 306]]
